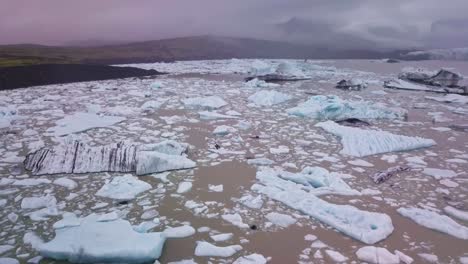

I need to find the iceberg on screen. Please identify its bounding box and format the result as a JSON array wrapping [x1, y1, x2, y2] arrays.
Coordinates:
[[182, 96, 227, 109], [163, 225, 196, 238], [46, 112, 125, 136], [253, 168, 394, 244], [0, 106, 17, 129], [248, 90, 291, 106], [25, 140, 196, 176], [444, 206, 468, 222], [39, 213, 166, 263], [245, 78, 279, 88], [96, 175, 151, 201], [213, 125, 237, 136], [397, 207, 468, 240], [316, 121, 436, 157], [287, 95, 406, 120], [257, 167, 360, 196], [265, 212, 296, 227], [198, 111, 238, 120], [336, 79, 368, 91], [426, 94, 468, 104], [194, 241, 242, 257]]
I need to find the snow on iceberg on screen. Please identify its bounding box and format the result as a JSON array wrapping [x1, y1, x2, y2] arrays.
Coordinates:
[[397, 207, 468, 240], [182, 96, 227, 109], [248, 90, 291, 106], [287, 95, 406, 120], [96, 175, 151, 201], [252, 168, 394, 244], [316, 121, 436, 157], [39, 213, 166, 263], [46, 112, 125, 136]]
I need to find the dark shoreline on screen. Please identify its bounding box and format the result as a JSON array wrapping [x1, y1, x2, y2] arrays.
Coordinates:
[[0, 64, 162, 91]]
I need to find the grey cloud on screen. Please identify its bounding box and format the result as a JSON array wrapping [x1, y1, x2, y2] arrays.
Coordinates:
[[0, 0, 467, 49]]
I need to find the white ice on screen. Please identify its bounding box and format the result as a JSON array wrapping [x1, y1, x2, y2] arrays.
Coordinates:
[[444, 206, 468, 222], [287, 95, 406, 120], [248, 90, 291, 106], [265, 212, 297, 227], [422, 168, 457, 179], [39, 213, 166, 263], [96, 175, 151, 201], [183, 96, 227, 109], [316, 121, 436, 157], [163, 225, 196, 238], [397, 207, 468, 240], [355, 246, 400, 264], [233, 253, 268, 264], [46, 112, 125, 136], [176, 182, 193, 194], [194, 241, 242, 257]]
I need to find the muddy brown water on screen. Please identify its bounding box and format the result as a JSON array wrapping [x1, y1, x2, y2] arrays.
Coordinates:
[[0, 60, 467, 264]]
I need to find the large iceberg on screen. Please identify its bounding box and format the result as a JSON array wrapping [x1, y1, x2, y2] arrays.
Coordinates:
[[39, 213, 166, 263], [96, 175, 151, 201], [397, 207, 468, 240], [248, 90, 291, 106], [287, 95, 406, 120], [182, 96, 227, 109], [46, 112, 125, 136], [252, 168, 394, 244], [25, 140, 196, 176], [316, 121, 436, 157]]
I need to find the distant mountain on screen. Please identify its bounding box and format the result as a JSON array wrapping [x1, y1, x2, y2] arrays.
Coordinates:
[[403, 47, 468, 61], [0, 35, 410, 67]]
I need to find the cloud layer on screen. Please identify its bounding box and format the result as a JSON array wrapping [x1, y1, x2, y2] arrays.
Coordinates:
[[1, 0, 468, 49]]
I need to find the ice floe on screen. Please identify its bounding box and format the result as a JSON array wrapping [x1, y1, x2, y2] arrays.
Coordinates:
[[316, 121, 436, 157], [265, 212, 296, 227], [397, 207, 468, 240], [163, 225, 196, 238], [287, 95, 406, 120], [355, 246, 400, 264], [252, 168, 394, 244], [248, 90, 291, 106], [39, 213, 166, 263], [233, 253, 268, 264], [46, 112, 125, 136], [96, 175, 151, 201], [194, 241, 242, 257], [182, 96, 227, 109], [422, 168, 457, 179]]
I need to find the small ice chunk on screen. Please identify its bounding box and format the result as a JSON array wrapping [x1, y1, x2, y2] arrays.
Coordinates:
[[397, 207, 468, 239], [221, 213, 249, 228], [265, 212, 296, 227], [418, 253, 438, 263], [96, 175, 151, 201], [21, 195, 56, 210], [247, 158, 274, 166], [53, 178, 78, 189], [46, 112, 125, 136], [163, 225, 196, 238], [183, 96, 227, 109], [325, 249, 348, 262], [0, 258, 19, 264], [239, 194, 264, 209], [248, 90, 291, 106], [395, 250, 414, 264], [422, 168, 457, 179], [208, 184, 223, 192], [194, 241, 242, 257], [176, 182, 193, 194], [233, 253, 268, 264], [355, 246, 400, 264], [213, 125, 237, 136], [0, 245, 14, 255], [210, 233, 233, 242]]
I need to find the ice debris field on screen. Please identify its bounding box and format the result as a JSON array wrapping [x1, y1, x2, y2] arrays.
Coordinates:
[[0, 59, 468, 264]]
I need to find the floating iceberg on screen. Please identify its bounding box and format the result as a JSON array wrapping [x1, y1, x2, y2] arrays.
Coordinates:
[[198, 111, 238, 120], [25, 140, 196, 176], [384, 79, 466, 94], [316, 121, 435, 157], [163, 225, 196, 238], [96, 175, 151, 201], [233, 254, 268, 264], [0, 106, 17, 129], [397, 207, 468, 240], [336, 79, 368, 91], [426, 94, 468, 104], [422, 168, 457, 179], [46, 112, 125, 136], [444, 206, 468, 222], [183, 96, 227, 109], [213, 125, 237, 136], [245, 78, 279, 88], [265, 212, 296, 227], [248, 90, 291, 106], [257, 167, 360, 196], [194, 241, 242, 257], [356, 246, 400, 264], [39, 213, 166, 263], [253, 168, 394, 244], [287, 95, 406, 120]]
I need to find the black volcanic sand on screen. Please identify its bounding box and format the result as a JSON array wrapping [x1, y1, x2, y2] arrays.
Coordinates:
[[0, 64, 162, 90]]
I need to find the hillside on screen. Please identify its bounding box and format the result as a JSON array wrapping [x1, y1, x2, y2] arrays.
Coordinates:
[[0, 36, 408, 67]]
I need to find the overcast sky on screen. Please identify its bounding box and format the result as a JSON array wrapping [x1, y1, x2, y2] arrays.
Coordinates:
[[1, 0, 468, 49]]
